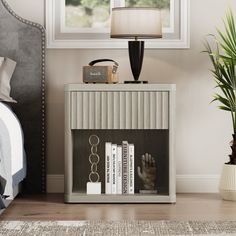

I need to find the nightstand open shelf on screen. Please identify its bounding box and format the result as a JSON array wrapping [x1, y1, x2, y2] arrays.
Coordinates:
[[65, 84, 176, 203]]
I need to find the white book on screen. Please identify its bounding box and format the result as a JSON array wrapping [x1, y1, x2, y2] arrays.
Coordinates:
[[117, 145, 122, 194], [128, 144, 135, 194], [122, 141, 129, 194], [105, 142, 112, 194], [111, 144, 117, 194]]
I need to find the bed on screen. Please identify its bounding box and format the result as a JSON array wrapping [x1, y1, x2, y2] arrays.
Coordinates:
[[0, 102, 26, 206], [0, 0, 46, 210]]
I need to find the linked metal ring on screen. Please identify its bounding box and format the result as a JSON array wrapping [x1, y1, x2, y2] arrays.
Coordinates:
[[91, 145, 97, 155], [89, 153, 100, 164], [89, 172, 100, 182], [89, 135, 99, 146], [91, 163, 98, 173]]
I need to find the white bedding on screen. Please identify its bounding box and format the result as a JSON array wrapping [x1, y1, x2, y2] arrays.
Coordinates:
[[0, 102, 24, 198]]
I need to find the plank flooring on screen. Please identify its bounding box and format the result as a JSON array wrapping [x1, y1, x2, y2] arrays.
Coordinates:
[[1, 194, 236, 221]]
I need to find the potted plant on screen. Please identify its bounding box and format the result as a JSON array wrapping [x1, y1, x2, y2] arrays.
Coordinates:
[[205, 9, 236, 201]]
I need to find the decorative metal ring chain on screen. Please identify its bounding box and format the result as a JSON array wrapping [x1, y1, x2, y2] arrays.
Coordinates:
[[88, 135, 100, 182]]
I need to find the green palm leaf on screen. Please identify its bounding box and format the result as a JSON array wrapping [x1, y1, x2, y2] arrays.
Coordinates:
[[204, 8, 236, 136]]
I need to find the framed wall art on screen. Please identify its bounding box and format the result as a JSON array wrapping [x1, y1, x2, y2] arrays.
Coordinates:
[[46, 0, 190, 48]]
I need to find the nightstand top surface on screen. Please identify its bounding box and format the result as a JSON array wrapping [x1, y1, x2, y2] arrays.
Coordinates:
[[65, 83, 176, 92]]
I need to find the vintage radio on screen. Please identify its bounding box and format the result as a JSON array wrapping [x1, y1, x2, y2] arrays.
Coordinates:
[[83, 59, 119, 83]]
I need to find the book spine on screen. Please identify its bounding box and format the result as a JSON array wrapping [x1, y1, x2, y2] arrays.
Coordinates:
[[111, 144, 117, 194], [122, 141, 129, 194], [128, 144, 135, 194], [117, 145, 122, 194], [105, 142, 112, 194]]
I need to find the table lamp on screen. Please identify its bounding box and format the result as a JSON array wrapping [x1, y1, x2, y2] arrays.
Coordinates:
[[110, 7, 162, 83]]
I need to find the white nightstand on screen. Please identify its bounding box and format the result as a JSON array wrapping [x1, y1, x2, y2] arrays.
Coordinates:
[[64, 84, 176, 203]]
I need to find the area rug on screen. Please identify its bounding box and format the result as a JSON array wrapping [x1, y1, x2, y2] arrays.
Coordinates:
[[0, 220, 236, 236]]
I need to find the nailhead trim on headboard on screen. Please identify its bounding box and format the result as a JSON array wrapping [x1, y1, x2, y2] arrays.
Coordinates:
[[1, 0, 46, 193]]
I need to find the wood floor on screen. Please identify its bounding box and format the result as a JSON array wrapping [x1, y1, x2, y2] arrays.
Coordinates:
[[0, 194, 236, 221]]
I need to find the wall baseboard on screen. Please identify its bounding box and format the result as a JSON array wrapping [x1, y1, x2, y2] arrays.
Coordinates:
[[47, 174, 220, 193], [176, 175, 220, 193]]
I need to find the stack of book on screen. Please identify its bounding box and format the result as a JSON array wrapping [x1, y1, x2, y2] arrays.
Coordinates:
[[105, 141, 135, 194]]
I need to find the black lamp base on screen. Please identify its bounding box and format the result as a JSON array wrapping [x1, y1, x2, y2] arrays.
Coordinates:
[[124, 80, 148, 84], [128, 41, 144, 82]]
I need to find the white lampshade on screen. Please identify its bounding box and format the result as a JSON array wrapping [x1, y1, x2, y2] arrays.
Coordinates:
[[110, 7, 162, 39]]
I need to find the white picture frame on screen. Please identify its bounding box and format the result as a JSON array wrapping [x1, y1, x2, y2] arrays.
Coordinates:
[[46, 0, 190, 49]]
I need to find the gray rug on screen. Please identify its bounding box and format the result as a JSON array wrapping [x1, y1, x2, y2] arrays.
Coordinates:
[[0, 220, 236, 236]]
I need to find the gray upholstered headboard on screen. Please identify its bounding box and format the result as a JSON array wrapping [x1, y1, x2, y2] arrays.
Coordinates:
[[0, 0, 46, 193]]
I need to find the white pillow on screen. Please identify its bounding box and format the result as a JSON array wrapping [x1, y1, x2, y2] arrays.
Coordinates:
[[0, 57, 4, 67], [0, 57, 17, 103]]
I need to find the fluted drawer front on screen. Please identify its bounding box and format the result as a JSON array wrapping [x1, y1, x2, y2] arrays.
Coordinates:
[[71, 91, 169, 129]]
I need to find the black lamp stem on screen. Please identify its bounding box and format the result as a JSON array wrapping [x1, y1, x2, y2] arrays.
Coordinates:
[[128, 40, 144, 82]]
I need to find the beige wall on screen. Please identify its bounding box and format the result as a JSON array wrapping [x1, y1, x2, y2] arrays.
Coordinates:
[[6, 0, 236, 175]]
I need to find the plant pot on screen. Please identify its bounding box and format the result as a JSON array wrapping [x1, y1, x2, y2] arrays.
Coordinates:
[[219, 163, 236, 201]]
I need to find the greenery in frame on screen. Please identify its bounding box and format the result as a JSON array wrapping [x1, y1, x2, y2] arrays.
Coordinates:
[[66, 0, 109, 8], [204, 9, 236, 165], [66, 0, 170, 8], [65, 0, 171, 28], [65, 0, 110, 28], [126, 0, 170, 9]]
